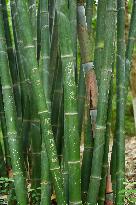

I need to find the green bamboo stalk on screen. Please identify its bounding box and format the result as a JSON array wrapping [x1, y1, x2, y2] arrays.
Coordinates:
[[49, 0, 56, 38], [0, 2, 28, 204], [77, 2, 98, 137], [98, 66, 114, 205], [85, 0, 94, 35], [29, 105, 41, 204], [55, 100, 64, 163], [49, 13, 59, 99], [10, 0, 31, 175], [28, 0, 37, 48], [94, 0, 106, 84], [37, 0, 41, 62], [40, 0, 51, 205], [51, 56, 63, 158], [1, 0, 21, 120], [14, 0, 66, 204], [115, 0, 125, 204], [78, 64, 86, 138], [40, 0, 50, 108], [40, 140, 51, 205], [87, 0, 116, 204], [0, 85, 11, 171], [40, 0, 51, 204], [68, 0, 77, 82], [56, 5, 82, 204], [125, 0, 136, 97], [77, 3, 91, 137], [0, 139, 7, 177]]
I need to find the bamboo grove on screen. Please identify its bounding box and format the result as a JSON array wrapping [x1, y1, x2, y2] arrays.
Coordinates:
[[0, 0, 136, 205]]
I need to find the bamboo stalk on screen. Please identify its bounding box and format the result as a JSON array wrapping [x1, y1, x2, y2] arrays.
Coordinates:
[[10, 0, 31, 176], [78, 64, 86, 138], [85, 0, 94, 35], [51, 56, 63, 159], [14, 0, 66, 204], [81, 98, 94, 203], [87, 0, 116, 204], [98, 65, 114, 205], [1, 0, 21, 121], [49, 0, 56, 39], [40, 0, 51, 204], [94, 0, 106, 84], [68, 0, 78, 82], [57, 3, 82, 203], [0, 85, 11, 171], [28, 0, 37, 49], [37, 0, 41, 62], [125, 0, 136, 97], [0, 1, 28, 204], [115, 0, 125, 204], [77, 2, 98, 138], [0, 138, 7, 177], [49, 12, 59, 99]]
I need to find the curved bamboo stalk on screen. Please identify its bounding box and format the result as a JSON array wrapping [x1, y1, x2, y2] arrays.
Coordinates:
[[1, 0, 21, 121], [10, 0, 31, 177], [0, 2, 28, 204]]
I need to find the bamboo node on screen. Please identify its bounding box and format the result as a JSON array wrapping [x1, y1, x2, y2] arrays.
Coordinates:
[[82, 62, 94, 74], [68, 160, 80, 164]]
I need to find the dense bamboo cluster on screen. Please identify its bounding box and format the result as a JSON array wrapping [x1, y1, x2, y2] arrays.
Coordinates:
[[0, 0, 136, 205]]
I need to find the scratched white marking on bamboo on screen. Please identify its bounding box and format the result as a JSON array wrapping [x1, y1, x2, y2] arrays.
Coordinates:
[[65, 112, 78, 115]]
